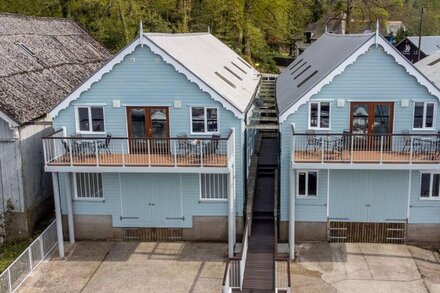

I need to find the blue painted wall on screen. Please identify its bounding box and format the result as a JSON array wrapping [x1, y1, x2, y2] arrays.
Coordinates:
[[54, 44, 247, 224], [58, 172, 227, 228], [280, 45, 440, 222], [409, 171, 440, 223]]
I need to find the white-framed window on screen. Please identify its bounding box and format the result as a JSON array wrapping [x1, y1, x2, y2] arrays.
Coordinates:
[[74, 173, 104, 200], [420, 172, 440, 200], [309, 102, 330, 129], [200, 174, 227, 201], [296, 170, 318, 197], [75, 106, 105, 133], [191, 107, 219, 134], [413, 102, 436, 129]]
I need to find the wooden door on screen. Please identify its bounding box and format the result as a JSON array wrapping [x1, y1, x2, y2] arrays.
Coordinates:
[[350, 102, 394, 150], [127, 107, 170, 154]]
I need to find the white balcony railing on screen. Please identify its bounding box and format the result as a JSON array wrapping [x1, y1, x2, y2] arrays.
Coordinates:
[[292, 131, 440, 164], [43, 129, 234, 169]]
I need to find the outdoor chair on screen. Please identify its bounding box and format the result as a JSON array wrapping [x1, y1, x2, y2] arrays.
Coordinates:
[[305, 130, 321, 152], [401, 130, 412, 153], [177, 133, 194, 156], [203, 134, 220, 155], [97, 133, 112, 155]]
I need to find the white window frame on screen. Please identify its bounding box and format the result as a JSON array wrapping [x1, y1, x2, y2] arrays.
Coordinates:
[[199, 173, 228, 202], [412, 101, 436, 130], [190, 107, 220, 135], [308, 101, 331, 130], [74, 105, 106, 134], [73, 173, 104, 201], [296, 170, 319, 198], [419, 172, 440, 200]]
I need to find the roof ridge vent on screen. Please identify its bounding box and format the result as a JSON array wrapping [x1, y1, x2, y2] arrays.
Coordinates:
[[16, 42, 36, 58]]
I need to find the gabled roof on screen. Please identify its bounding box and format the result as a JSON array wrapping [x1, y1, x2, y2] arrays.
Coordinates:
[[277, 33, 373, 116], [415, 52, 440, 87], [405, 36, 440, 55], [0, 13, 111, 126], [277, 32, 440, 123], [50, 33, 260, 119]]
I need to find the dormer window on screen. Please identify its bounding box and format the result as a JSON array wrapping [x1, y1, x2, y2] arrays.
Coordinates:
[[75, 106, 105, 133]]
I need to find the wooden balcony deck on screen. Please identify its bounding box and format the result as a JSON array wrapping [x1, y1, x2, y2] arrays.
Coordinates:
[[293, 150, 440, 164], [47, 153, 228, 167]]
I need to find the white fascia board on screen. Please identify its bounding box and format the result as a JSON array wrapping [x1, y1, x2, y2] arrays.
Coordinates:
[[279, 35, 440, 123], [143, 36, 244, 119], [0, 110, 19, 128], [49, 39, 140, 118], [49, 35, 245, 119]]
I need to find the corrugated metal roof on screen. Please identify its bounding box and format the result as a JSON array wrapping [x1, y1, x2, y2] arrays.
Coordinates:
[[415, 52, 440, 87], [0, 13, 111, 125], [276, 32, 374, 115], [407, 36, 440, 55], [145, 33, 260, 113]]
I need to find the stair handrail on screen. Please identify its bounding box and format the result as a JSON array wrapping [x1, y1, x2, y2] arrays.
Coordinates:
[[222, 220, 250, 291], [274, 168, 291, 292]]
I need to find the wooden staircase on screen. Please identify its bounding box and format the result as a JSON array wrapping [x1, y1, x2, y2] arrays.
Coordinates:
[[247, 74, 278, 131]]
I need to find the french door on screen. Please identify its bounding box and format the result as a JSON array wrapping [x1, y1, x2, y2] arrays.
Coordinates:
[[126, 107, 169, 153], [350, 102, 394, 150]]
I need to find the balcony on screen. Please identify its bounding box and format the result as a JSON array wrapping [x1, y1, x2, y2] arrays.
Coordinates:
[[43, 129, 234, 173], [292, 130, 440, 169]]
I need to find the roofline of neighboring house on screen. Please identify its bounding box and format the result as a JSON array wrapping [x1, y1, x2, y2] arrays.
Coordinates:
[[0, 110, 19, 128], [395, 37, 428, 55], [49, 34, 248, 120], [279, 34, 440, 123]]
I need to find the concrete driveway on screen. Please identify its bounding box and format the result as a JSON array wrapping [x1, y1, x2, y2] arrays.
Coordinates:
[[292, 243, 440, 293], [18, 241, 227, 293]]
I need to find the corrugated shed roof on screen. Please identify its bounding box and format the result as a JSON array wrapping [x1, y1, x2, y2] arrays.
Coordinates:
[[145, 33, 260, 113], [0, 13, 111, 125], [276, 32, 374, 115], [415, 52, 440, 87], [407, 36, 440, 55]]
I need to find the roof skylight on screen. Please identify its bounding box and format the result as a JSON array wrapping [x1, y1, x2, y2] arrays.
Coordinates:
[[289, 59, 303, 71], [237, 57, 252, 69], [215, 72, 236, 88], [297, 70, 318, 88], [290, 62, 307, 76], [16, 43, 36, 58], [428, 58, 440, 66], [231, 61, 247, 74], [224, 66, 243, 81], [294, 65, 311, 80]]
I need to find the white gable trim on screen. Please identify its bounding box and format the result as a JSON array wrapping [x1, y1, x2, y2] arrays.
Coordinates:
[[279, 35, 440, 123], [49, 35, 244, 119], [0, 110, 19, 128]]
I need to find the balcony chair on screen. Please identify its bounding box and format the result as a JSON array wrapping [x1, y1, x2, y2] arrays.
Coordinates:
[[203, 134, 220, 155], [96, 133, 112, 155], [177, 133, 194, 156], [331, 130, 350, 160], [305, 130, 321, 152]]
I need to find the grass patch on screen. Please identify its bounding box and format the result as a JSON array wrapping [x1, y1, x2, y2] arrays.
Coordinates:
[[0, 216, 54, 274]]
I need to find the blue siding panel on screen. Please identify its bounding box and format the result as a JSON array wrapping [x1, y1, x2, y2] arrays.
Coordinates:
[[280, 45, 440, 223], [54, 44, 245, 223], [409, 171, 440, 223]]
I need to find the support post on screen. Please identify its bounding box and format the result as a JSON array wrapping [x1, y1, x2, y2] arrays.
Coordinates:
[[52, 172, 64, 257], [65, 173, 75, 244], [289, 167, 295, 260], [228, 170, 235, 257]]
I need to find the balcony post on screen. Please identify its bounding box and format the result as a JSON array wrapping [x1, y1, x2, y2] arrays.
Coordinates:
[[65, 173, 75, 244], [410, 137, 413, 164], [147, 139, 151, 167], [69, 140, 73, 166], [95, 141, 99, 166], [51, 172, 64, 257], [173, 140, 177, 167], [43, 139, 48, 166], [289, 167, 295, 260], [200, 140, 203, 167], [380, 136, 384, 163], [122, 141, 125, 167], [350, 135, 354, 163], [321, 138, 324, 163]]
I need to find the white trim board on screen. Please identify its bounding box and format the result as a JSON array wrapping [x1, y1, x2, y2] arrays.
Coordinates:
[[0, 110, 19, 128], [49, 35, 246, 120], [279, 35, 440, 123]]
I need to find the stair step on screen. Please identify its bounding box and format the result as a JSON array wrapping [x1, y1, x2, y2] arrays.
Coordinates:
[[253, 109, 277, 113]]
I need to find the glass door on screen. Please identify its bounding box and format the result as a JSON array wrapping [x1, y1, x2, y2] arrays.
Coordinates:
[[127, 107, 169, 154], [350, 102, 394, 150]]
